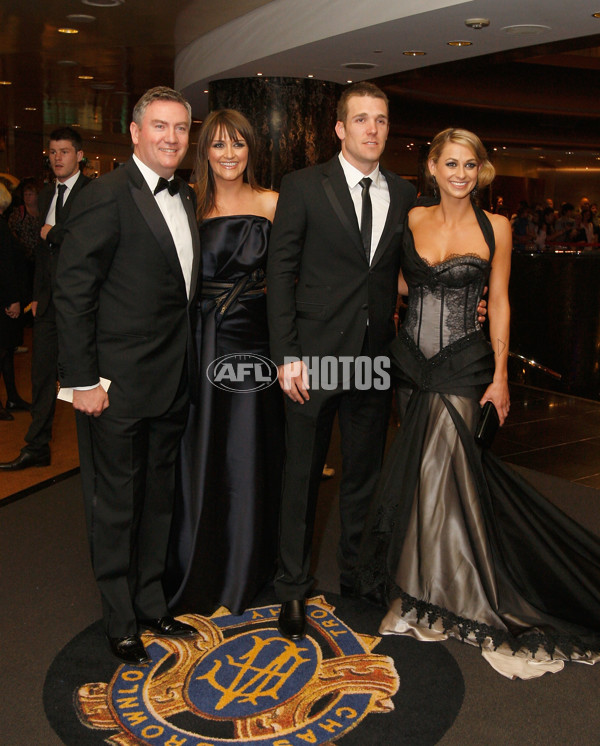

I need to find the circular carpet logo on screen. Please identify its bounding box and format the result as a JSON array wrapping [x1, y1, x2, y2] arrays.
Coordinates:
[[44, 593, 465, 745]]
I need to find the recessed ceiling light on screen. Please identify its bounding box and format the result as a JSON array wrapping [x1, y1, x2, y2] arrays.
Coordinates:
[[67, 14, 96, 23], [342, 62, 378, 70], [24, 107, 37, 111], [346, 80, 353, 83], [58, 27, 79, 34], [593, 12, 600, 18], [448, 40, 472, 47], [501, 24, 550, 35], [307, 74, 314, 78], [257, 72, 263, 76], [203, 89, 208, 94], [464, 18, 490, 30], [81, 0, 124, 6], [78, 75, 94, 80], [403, 51, 426, 56], [0, 80, 12, 85]]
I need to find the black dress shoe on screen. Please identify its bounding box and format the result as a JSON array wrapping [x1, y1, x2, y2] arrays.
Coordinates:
[[0, 408, 14, 421], [5, 398, 31, 412], [139, 616, 197, 637], [278, 600, 306, 640], [108, 634, 150, 665], [0, 450, 50, 470]]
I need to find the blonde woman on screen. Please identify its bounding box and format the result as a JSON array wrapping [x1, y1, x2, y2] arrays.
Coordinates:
[[358, 128, 600, 679]]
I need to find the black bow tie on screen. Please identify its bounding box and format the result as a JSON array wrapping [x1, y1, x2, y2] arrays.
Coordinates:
[[154, 176, 180, 196]]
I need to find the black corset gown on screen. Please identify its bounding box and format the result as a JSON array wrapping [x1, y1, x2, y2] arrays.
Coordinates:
[[357, 205, 600, 679], [165, 216, 284, 616]]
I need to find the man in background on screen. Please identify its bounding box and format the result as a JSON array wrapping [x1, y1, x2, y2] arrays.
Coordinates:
[[0, 127, 89, 470]]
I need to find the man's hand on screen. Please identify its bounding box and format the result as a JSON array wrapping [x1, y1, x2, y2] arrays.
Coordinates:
[[278, 360, 310, 403], [4, 302, 20, 319], [72, 386, 109, 417], [477, 286, 488, 324], [40, 224, 52, 241]]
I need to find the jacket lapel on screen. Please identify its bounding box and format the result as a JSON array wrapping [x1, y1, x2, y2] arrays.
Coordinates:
[[321, 157, 365, 258], [180, 184, 201, 303], [126, 159, 187, 297]]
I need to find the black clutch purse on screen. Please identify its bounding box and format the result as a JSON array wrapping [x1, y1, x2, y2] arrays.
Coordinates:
[[474, 401, 499, 448]]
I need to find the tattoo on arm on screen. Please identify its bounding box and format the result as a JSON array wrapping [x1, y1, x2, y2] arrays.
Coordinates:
[[496, 338, 507, 357]]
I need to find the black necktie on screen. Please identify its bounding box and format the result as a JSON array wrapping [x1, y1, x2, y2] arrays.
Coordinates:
[[154, 176, 180, 196], [55, 183, 67, 223], [359, 177, 372, 261]]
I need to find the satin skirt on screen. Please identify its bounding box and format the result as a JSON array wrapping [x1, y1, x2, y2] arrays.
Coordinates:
[[165, 293, 284, 616], [357, 330, 600, 679]]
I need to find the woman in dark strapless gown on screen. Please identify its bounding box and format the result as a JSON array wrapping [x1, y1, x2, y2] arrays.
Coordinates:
[[357, 128, 600, 679], [166, 110, 284, 615]]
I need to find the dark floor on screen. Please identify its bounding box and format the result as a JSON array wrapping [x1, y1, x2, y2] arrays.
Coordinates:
[[2, 382, 600, 745], [495, 384, 600, 488]]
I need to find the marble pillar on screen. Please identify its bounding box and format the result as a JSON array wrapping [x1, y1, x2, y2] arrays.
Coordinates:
[[209, 77, 342, 191]]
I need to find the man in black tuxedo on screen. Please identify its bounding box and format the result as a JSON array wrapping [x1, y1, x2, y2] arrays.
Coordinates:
[[54, 87, 201, 665], [267, 82, 416, 639], [0, 127, 90, 470]]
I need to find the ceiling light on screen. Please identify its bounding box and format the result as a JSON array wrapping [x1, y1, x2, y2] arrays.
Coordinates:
[[501, 25, 550, 35], [464, 18, 490, 30], [67, 14, 96, 23], [403, 51, 426, 56], [593, 12, 600, 18], [307, 74, 314, 78], [448, 40, 472, 47], [342, 62, 378, 70], [24, 107, 37, 111], [81, 0, 124, 6], [0, 81, 12, 85], [257, 72, 263, 76], [58, 27, 79, 34], [78, 75, 94, 80]]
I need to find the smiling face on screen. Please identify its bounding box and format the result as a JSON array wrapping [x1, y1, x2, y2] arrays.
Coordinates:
[[429, 142, 481, 199], [335, 94, 389, 175], [207, 127, 248, 184], [130, 99, 190, 178], [48, 140, 83, 182]]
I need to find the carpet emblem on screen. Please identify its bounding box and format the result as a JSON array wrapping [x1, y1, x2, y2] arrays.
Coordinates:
[[75, 596, 398, 745]]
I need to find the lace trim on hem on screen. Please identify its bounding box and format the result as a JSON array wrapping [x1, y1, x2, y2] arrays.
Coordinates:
[[389, 586, 600, 660]]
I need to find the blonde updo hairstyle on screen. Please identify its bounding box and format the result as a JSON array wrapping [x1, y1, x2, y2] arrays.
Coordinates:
[[427, 127, 495, 194]]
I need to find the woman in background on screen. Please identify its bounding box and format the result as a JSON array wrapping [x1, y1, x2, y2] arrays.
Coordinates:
[[166, 110, 284, 615]]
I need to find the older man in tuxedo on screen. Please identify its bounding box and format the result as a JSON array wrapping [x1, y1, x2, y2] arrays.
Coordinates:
[[267, 82, 417, 639], [54, 87, 201, 665], [0, 127, 90, 469]]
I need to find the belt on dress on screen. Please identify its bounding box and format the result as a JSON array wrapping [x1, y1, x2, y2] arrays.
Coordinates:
[[200, 268, 266, 321]]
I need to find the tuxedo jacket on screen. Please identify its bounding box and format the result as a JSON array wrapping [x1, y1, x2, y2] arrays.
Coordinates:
[[54, 158, 201, 418], [267, 155, 416, 398], [34, 172, 90, 317]]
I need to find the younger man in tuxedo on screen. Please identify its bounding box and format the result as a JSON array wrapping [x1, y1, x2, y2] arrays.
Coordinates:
[[267, 82, 416, 639], [0, 127, 89, 470], [54, 87, 201, 665]]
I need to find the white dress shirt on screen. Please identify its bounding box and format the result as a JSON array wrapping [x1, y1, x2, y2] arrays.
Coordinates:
[[338, 152, 390, 264], [45, 170, 82, 225], [133, 154, 194, 299]]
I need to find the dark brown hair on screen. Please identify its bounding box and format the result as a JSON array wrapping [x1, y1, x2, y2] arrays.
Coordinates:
[[336, 82, 389, 124], [194, 109, 261, 219]]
